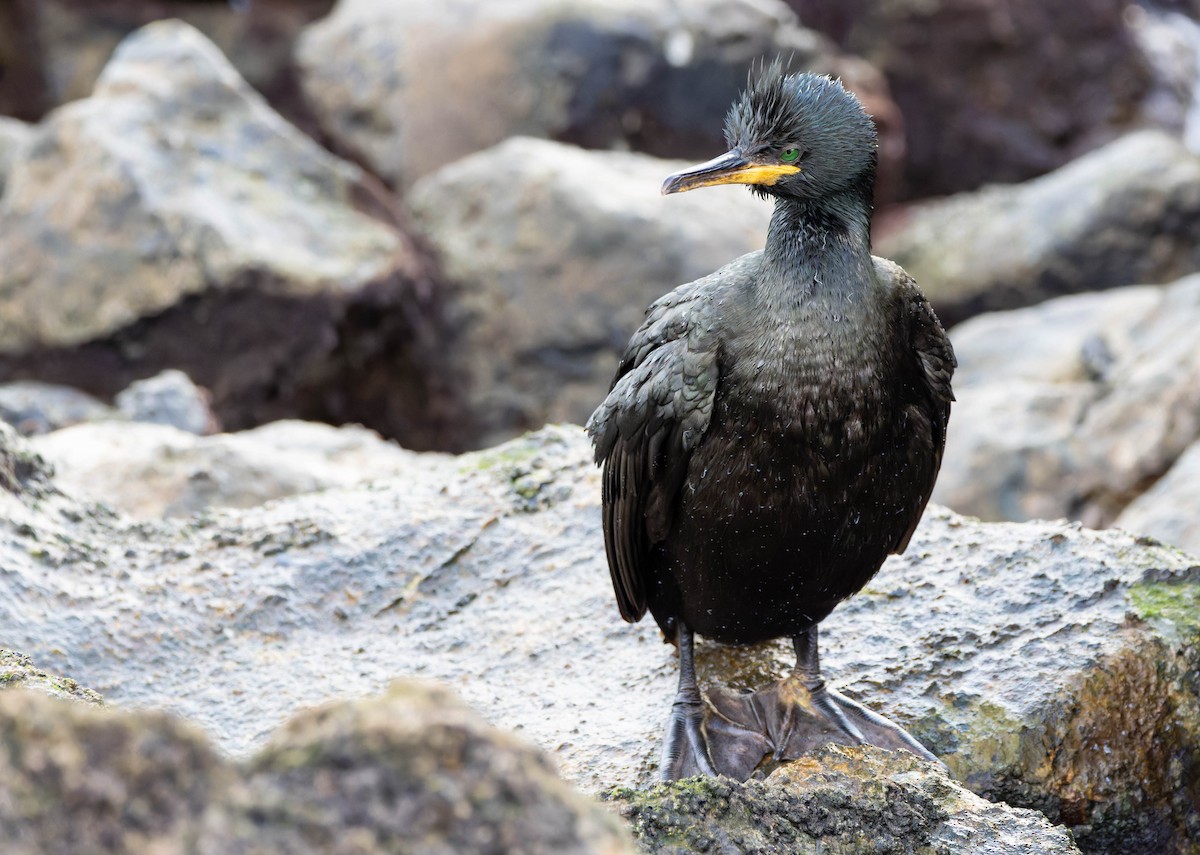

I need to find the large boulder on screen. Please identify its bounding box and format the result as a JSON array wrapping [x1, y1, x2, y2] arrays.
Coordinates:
[[30, 419, 444, 519], [787, 0, 1159, 199], [934, 274, 1200, 530], [295, 0, 902, 198], [2, 421, 1198, 852], [0, 380, 116, 435], [0, 0, 335, 129], [0, 20, 461, 451], [0, 116, 33, 196], [0, 680, 635, 855], [1114, 439, 1200, 558], [876, 130, 1200, 327], [409, 136, 772, 447], [611, 744, 1079, 854]]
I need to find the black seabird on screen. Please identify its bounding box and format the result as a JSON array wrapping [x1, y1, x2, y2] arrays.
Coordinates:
[[587, 62, 955, 781]]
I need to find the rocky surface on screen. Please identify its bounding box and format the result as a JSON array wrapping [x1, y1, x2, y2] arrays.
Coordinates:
[[0, 0, 334, 129], [295, 0, 902, 197], [1114, 439, 1200, 558], [877, 130, 1200, 327], [0, 20, 460, 450], [409, 136, 772, 446], [114, 369, 218, 435], [0, 380, 116, 435], [30, 419, 445, 519], [934, 274, 1200, 532], [0, 115, 32, 195], [0, 649, 102, 705], [0, 679, 635, 855], [611, 745, 1080, 854], [1, 421, 1197, 852], [788, 0, 1157, 199]]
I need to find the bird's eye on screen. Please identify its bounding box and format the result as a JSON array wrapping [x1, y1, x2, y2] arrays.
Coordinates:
[[779, 147, 802, 163]]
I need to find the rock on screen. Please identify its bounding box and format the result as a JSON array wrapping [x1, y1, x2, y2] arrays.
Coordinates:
[[115, 369, 218, 435], [0, 380, 116, 435], [0, 20, 462, 451], [934, 274, 1200, 529], [409, 136, 772, 447], [0, 649, 103, 705], [0, 680, 635, 854], [0, 116, 33, 196], [295, 0, 902, 197], [610, 744, 1080, 854], [787, 0, 1157, 199], [876, 130, 1200, 327], [2, 422, 1198, 852], [0, 0, 335, 130], [0, 420, 54, 497], [1114, 439, 1200, 557], [29, 419, 444, 519]]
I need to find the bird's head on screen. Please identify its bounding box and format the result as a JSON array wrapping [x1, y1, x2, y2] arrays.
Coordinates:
[[662, 62, 877, 203]]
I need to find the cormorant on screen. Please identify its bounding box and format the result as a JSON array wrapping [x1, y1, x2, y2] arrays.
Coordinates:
[[586, 62, 955, 781]]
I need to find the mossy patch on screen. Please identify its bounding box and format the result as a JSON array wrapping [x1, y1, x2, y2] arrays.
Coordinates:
[[1128, 580, 1200, 637]]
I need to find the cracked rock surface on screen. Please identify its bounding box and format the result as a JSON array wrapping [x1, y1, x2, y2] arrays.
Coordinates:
[[2, 421, 1197, 852]]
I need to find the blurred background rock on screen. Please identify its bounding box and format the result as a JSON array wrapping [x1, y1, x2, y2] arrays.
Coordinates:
[[3, 0, 1200, 552], [4, 3, 1200, 852]]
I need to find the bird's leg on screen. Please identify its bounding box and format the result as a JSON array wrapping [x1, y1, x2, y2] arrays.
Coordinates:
[[777, 625, 940, 764], [660, 624, 719, 780]]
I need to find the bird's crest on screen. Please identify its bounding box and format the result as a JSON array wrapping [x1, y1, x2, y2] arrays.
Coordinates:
[[724, 59, 862, 151]]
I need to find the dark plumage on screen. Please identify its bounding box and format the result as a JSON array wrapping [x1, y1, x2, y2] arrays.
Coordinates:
[[587, 62, 955, 780]]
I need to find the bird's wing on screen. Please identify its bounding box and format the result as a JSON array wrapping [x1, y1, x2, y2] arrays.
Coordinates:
[[880, 258, 956, 554], [586, 279, 723, 623]]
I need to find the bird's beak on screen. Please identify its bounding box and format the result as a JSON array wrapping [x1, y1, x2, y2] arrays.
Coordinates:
[[661, 150, 801, 195]]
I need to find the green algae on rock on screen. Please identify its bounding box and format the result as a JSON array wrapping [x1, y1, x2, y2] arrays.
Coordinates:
[[608, 744, 1080, 855], [0, 649, 102, 705]]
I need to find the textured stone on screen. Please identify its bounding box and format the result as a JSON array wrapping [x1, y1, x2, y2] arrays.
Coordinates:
[[0, 680, 634, 855], [0, 20, 459, 450], [0, 0, 334, 128], [0, 649, 102, 705], [2, 422, 1197, 851], [0, 380, 116, 435], [295, 0, 901, 196], [114, 369, 218, 436], [30, 419, 444, 519], [1115, 439, 1200, 557], [611, 745, 1080, 854], [935, 275, 1200, 529], [787, 0, 1157, 199], [0, 116, 33, 196], [409, 136, 772, 447], [877, 131, 1200, 327]]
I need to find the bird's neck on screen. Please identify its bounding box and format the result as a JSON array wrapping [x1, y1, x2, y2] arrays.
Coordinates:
[[762, 186, 873, 301]]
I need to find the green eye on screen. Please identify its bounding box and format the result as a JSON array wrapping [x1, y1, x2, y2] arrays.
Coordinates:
[[779, 147, 802, 163]]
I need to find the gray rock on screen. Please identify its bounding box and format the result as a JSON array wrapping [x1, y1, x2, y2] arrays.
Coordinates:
[[935, 274, 1200, 529], [0, 116, 33, 196], [0, 680, 635, 855], [0, 649, 103, 705], [0, 380, 116, 435], [1115, 439, 1200, 557], [0, 20, 458, 450], [2, 422, 1197, 852], [876, 131, 1200, 327], [0, 0, 334, 130], [295, 0, 901, 196], [30, 419, 445, 519], [115, 369, 218, 435], [787, 0, 1157, 199], [409, 136, 772, 446], [610, 744, 1080, 854]]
